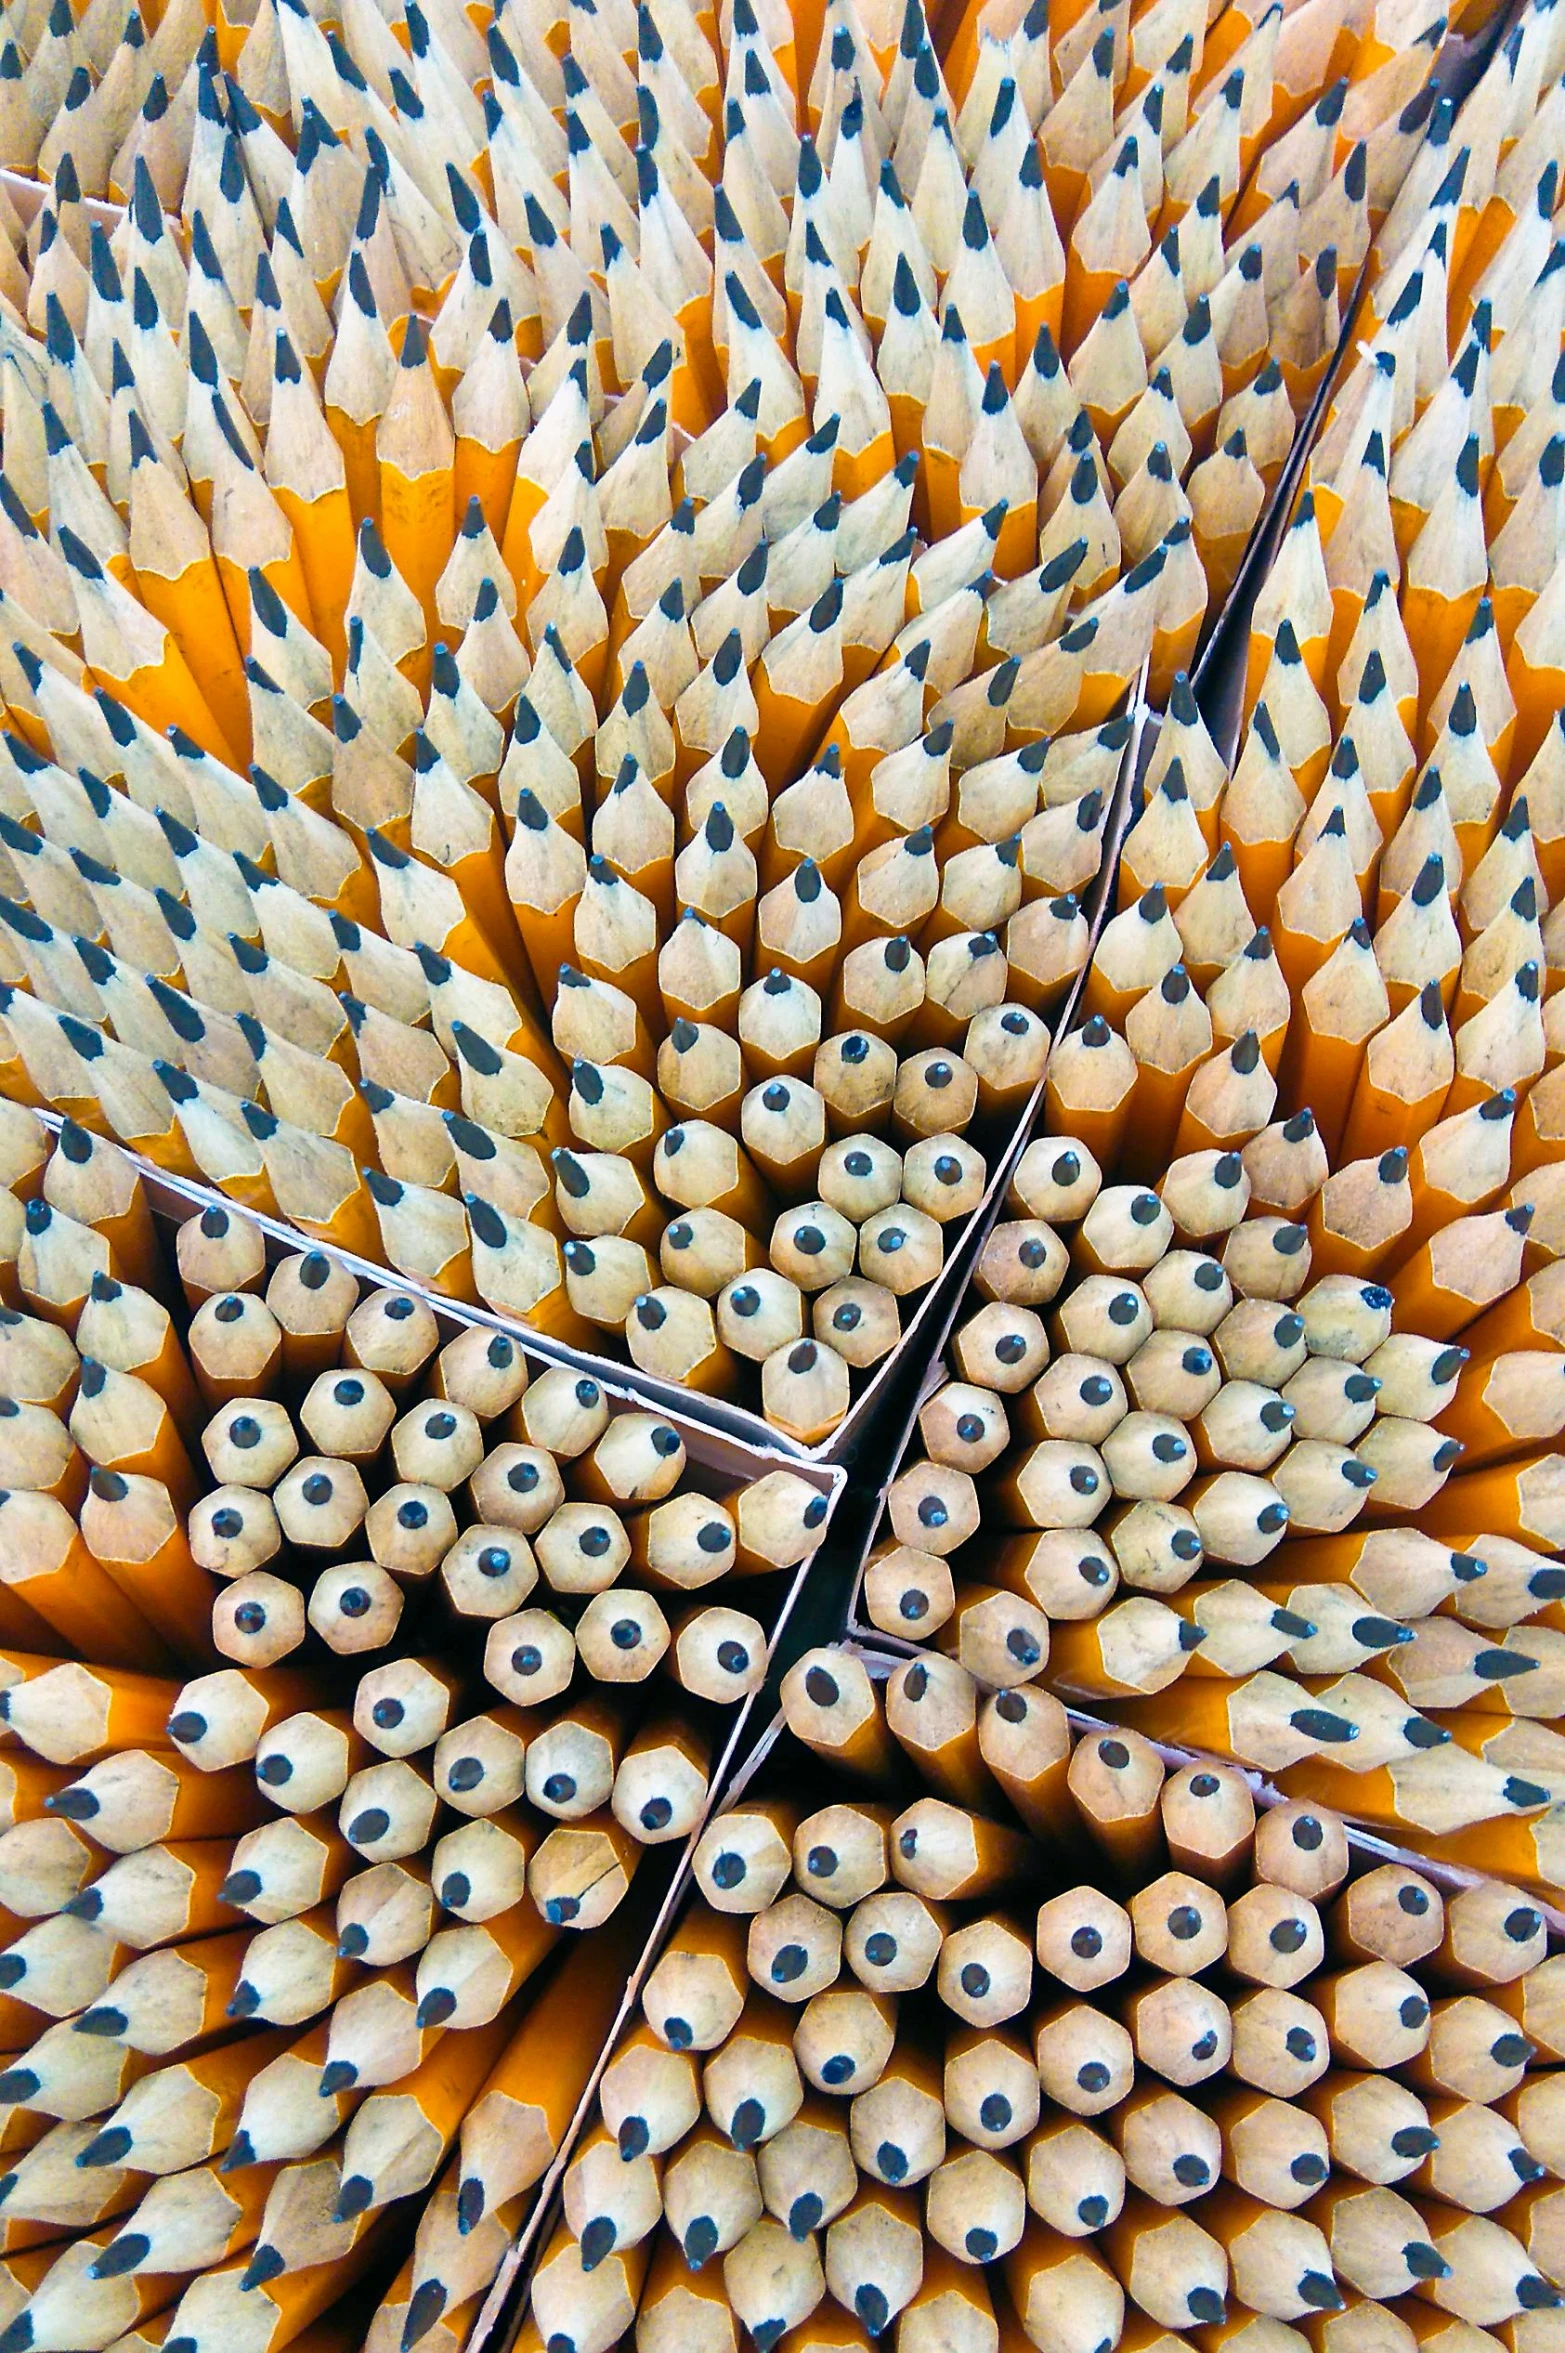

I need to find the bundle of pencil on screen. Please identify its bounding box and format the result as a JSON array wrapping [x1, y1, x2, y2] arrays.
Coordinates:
[[0, 1900, 637, 2353], [0, 1105, 829, 2345], [501, 1647, 1565, 2353], [0, 0, 1481, 1440], [0, 0, 1548, 2329], [859, 1069, 1565, 1875], [843, 0, 1565, 1874]]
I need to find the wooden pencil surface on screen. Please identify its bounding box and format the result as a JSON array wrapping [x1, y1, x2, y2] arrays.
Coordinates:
[[856, 0, 1565, 1856]]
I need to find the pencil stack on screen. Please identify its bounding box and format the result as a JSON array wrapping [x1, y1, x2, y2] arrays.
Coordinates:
[[506, 1649, 1565, 2353], [0, 1104, 830, 2346], [0, 0, 1548, 2330], [0, 0, 1485, 1442], [858, 1093, 1565, 1880], [844, 0, 1565, 1877]]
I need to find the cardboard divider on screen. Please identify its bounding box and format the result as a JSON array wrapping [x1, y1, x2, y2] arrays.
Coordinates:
[[869, 0, 1521, 1532], [802, 661, 1154, 1503], [762, 1646, 1565, 1935], [466, 1655, 876, 2353], [834, 674, 1154, 1628], [839, 1611, 1565, 1932], [658, 662, 1157, 1676], [841, 1290, 1565, 1900], [0, 0, 1522, 1470], [25, 1106, 812, 1457], [1190, 332, 1345, 753], [52, 1163, 840, 2000], [0, 161, 168, 238], [1185, 316, 1344, 722], [55, 1105, 845, 1572]]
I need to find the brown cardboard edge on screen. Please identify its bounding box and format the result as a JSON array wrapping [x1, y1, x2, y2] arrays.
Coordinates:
[[841, 668, 1154, 1636], [810, 1646, 1565, 1932], [125, 1169, 844, 1731], [0, 251, 1152, 1471]]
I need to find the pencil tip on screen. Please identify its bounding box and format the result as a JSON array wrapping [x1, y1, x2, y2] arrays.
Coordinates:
[[240, 2246, 285, 2292], [401, 2284, 449, 2349], [334, 2174, 374, 2223]]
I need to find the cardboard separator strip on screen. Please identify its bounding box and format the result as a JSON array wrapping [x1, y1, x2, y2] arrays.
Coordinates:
[[20, 1104, 837, 1461], [82, 1118, 847, 1568], [465, 1663, 825, 2353], [1191, 309, 1349, 760], [461, 1598, 813, 2353], [0, 160, 173, 238], [789, 657, 1157, 1493], [823, 1643, 1565, 1936], [467, 1649, 865, 2353]]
